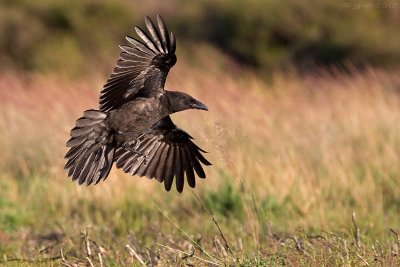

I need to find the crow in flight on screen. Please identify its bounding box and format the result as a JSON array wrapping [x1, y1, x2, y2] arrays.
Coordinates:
[[65, 15, 210, 192]]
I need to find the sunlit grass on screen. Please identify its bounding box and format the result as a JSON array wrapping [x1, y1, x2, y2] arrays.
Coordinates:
[[1, 51, 400, 265]]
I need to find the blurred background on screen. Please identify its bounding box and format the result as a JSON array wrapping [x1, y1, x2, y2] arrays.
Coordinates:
[[1, 0, 400, 265], [2, 0, 400, 74]]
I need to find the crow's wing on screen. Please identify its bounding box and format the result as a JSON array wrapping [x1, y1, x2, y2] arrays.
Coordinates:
[[114, 116, 211, 193], [99, 15, 177, 112], [65, 110, 115, 185]]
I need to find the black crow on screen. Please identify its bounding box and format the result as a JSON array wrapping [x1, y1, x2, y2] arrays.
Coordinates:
[[65, 15, 210, 193]]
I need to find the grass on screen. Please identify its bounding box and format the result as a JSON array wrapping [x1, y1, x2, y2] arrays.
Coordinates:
[[1, 48, 400, 265]]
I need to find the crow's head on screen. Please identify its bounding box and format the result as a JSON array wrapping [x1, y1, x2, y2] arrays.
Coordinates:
[[166, 91, 208, 113]]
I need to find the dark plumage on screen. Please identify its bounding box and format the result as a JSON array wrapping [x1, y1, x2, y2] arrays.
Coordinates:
[[65, 15, 211, 193]]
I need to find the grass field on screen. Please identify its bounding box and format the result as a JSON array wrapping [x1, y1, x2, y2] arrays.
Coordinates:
[[1, 48, 400, 266]]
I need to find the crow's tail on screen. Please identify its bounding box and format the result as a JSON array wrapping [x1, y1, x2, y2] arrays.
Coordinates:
[[65, 110, 115, 185]]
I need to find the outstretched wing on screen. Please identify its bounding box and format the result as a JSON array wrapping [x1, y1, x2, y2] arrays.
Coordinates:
[[99, 15, 177, 112], [114, 116, 211, 193], [65, 110, 115, 185]]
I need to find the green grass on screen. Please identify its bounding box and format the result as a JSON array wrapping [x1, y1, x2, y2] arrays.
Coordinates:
[[1, 175, 400, 266]]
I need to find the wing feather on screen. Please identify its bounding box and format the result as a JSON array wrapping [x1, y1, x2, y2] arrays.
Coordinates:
[[145, 16, 165, 53], [155, 144, 170, 181], [134, 26, 159, 54], [136, 141, 162, 177], [164, 145, 175, 191], [174, 146, 184, 192], [184, 146, 196, 187], [125, 36, 155, 55], [169, 32, 176, 54], [157, 15, 170, 53], [113, 116, 210, 192], [146, 142, 166, 178]]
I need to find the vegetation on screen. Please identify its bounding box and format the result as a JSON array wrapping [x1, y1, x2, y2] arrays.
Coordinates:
[[1, 48, 400, 264], [1, 0, 400, 73]]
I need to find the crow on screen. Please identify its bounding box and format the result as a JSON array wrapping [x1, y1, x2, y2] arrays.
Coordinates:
[[65, 15, 211, 193]]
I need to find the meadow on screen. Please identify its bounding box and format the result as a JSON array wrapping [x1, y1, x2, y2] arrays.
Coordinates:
[[1, 45, 400, 266]]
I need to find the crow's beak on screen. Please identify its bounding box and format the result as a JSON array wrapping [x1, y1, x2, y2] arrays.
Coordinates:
[[192, 100, 208, 111]]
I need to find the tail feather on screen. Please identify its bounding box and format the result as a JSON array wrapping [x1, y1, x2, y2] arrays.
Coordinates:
[[65, 109, 115, 185]]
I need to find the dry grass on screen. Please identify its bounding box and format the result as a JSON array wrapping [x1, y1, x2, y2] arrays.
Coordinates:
[[1, 48, 400, 265]]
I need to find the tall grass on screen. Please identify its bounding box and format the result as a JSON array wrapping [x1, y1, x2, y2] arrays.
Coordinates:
[[1, 48, 400, 265]]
